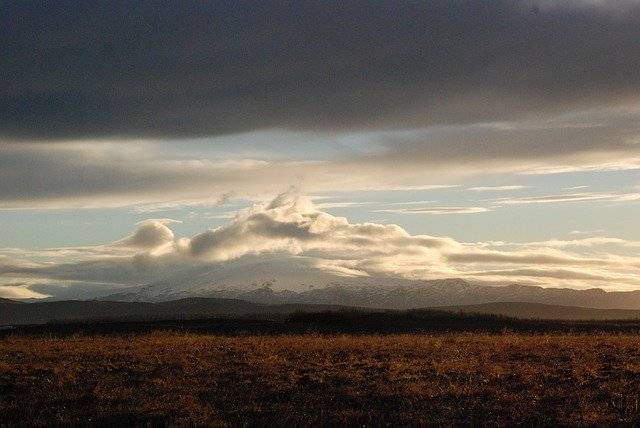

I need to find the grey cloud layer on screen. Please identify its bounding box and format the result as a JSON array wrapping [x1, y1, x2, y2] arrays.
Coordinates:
[[2, 107, 640, 207], [2, 1, 640, 140]]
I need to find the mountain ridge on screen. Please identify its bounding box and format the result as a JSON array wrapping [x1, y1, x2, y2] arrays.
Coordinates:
[[100, 280, 640, 310], [20, 256, 640, 310]]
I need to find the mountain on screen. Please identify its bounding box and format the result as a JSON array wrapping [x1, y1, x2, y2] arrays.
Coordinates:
[[100, 255, 418, 302], [103, 277, 640, 311], [226, 282, 640, 310], [23, 254, 637, 311]]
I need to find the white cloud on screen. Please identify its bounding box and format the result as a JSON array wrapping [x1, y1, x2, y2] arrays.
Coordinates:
[[374, 207, 491, 215], [526, 237, 640, 249], [564, 185, 589, 190], [494, 192, 640, 205], [520, 159, 640, 175], [467, 186, 529, 192], [378, 200, 439, 206], [0, 285, 50, 300], [185, 211, 238, 220], [314, 202, 375, 209], [569, 229, 606, 235], [115, 219, 177, 255]]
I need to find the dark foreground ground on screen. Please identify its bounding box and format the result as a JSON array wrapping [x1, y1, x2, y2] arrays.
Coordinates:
[[3, 331, 640, 426]]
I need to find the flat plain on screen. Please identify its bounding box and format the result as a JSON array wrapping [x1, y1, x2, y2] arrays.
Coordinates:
[[3, 332, 640, 426]]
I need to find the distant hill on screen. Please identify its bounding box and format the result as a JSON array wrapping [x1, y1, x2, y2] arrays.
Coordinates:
[[437, 302, 640, 320], [5, 296, 640, 326], [0, 298, 347, 325]]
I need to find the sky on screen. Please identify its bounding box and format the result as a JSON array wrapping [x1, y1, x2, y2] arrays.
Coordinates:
[[1, 1, 640, 298]]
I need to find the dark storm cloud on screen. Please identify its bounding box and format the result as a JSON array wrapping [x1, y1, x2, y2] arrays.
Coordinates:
[[2, 0, 640, 140]]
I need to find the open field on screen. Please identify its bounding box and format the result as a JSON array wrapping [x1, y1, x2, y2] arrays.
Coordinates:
[[3, 332, 640, 426]]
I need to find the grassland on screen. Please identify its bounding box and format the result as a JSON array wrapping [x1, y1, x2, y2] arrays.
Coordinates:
[[3, 332, 640, 426]]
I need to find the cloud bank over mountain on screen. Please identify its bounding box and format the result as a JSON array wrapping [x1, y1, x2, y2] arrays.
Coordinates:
[[1, 2, 639, 302], [1, 191, 639, 299]]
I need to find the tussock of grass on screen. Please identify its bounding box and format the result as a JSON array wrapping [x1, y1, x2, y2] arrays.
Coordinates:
[[2, 332, 640, 425]]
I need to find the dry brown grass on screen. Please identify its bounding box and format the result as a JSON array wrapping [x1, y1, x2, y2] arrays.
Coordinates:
[[2, 332, 640, 426]]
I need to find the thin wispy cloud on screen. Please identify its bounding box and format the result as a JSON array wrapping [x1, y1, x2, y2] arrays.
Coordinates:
[[375, 207, 491, 215], [314, 202, 375, 209], [485, 236, 640, 250], [494, 192, 640, 205], [564, 185, 589, 190], [520, 159, 640, 175], [569, 230, 606, 236], [378, 200, 439, 206], [185, 211, 237, 220], [467, 186, 530, 192]]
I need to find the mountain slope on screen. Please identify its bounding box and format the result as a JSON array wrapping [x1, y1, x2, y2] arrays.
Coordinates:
[[47, 254, 639, 310], [222, 282, 640, 310], [102, 255, 399, 302]]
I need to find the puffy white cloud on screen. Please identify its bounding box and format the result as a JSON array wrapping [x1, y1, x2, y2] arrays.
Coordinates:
[[116, 219, 178, 255], [185, 190, 453, 263]]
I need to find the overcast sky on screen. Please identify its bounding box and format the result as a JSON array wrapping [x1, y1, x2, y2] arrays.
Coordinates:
[[1, 1, 640, 298]]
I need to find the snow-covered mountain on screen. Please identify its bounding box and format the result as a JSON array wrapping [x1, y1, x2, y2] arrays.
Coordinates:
[[96, 254, 640, 310], [101, 255, 407, 302]]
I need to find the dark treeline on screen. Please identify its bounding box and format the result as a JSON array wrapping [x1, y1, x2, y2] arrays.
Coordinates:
[[6, 309, 640, 337]]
